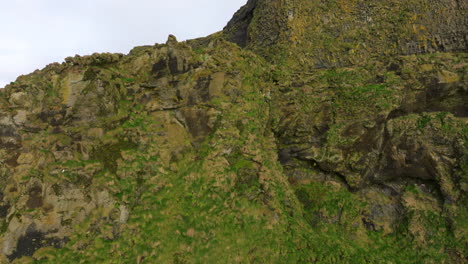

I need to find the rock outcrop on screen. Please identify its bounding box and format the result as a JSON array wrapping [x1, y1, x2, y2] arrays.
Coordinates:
[[0, 1, 466, 263], [224, 0, 467, 66]]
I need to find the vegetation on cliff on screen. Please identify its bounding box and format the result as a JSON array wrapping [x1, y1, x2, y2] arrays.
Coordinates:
[[0, 0, 466, 263]]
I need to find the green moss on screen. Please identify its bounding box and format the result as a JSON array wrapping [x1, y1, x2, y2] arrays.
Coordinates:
[[416, 114, 432, 129], [90, 139, 137, 174], [121, 77, 135, 83]]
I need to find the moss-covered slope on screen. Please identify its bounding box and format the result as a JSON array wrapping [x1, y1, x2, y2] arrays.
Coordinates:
[[0, 1, 467, 263]]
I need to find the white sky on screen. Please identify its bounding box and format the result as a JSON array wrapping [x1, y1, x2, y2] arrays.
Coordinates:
[[0, 0, 247, 88]]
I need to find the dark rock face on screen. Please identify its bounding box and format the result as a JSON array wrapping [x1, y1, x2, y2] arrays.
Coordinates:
[[223, 0, 259, 47], [26, 186, 43, 209], [7, 225, 66, 262], [424, 77, 468, 117], [151, 58, 168, 77], [0, 205, 8, 219], [0, 192, 8, 219], [225, 0, 286, 55]]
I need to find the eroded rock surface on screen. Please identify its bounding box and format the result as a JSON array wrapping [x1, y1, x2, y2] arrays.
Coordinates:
[[0, 1, 466, 263]]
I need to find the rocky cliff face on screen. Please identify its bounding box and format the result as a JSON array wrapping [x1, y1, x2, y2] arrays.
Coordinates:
[[225, 0, 467, 66], [0, 1, 467, 263]]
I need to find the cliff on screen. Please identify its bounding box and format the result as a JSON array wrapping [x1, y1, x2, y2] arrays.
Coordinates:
[[0, 1, 467, 263]]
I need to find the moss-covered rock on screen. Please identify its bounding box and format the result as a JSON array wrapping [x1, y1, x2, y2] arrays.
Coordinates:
[[0, 1, 466, 263]]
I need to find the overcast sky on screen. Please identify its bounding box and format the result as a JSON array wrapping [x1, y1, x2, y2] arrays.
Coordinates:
[[0, 0, 246, 88]]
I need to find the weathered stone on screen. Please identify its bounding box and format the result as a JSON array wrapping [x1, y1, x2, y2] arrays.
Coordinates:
[[8, 93, 28, 107], [0, 2, 465, 262]]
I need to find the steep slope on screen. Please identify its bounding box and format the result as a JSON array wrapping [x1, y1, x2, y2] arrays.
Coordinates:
[[0, 1, 467, 263], [225, 0, 467, 66]]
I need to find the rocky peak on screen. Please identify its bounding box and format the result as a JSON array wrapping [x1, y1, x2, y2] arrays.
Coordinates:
[[224, 0, 467, 67]]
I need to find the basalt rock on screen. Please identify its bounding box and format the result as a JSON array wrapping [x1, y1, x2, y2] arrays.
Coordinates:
[[0, 1, 466, 263], [224, 0, 467, 67]]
